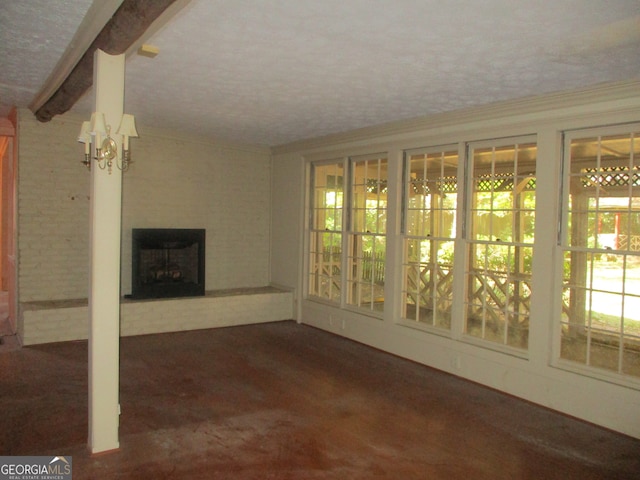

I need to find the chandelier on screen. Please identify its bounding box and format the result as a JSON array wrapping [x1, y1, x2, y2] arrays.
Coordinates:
[[77, 112, 138, 174]]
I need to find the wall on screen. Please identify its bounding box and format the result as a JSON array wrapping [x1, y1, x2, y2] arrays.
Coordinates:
[[269, 151, 304, 313], [120, 124, 271, 293], [269, 81, 640, 439], [18, 113, 90, 301], [17, 110, 273, 334]]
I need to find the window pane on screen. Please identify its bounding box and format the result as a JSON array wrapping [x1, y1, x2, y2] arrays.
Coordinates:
[[402, 148, 458, 330], [560, 129, 640, 379], [348, 156, 387, 313], [465, 141, 536, 350], [471, 143, 536, 244], [402, 239, 454, 329], [308, 231, 342, 301], [347, 234, 385, 309], [312, 163, 344, 232], [351, 157, 388, 234], [308, 161, 344, 303], [406, 208, 428, 237], [623, 335, 640, 375]]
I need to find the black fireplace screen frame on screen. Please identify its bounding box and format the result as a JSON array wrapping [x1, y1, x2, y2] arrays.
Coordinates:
[[131, 228, 206, 299]]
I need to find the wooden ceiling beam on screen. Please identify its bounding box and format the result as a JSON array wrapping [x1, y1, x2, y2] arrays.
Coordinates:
[[32, 0, 183, 122]]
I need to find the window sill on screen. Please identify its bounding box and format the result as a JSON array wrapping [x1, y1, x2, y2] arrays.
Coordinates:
[[397, 317, 452, 339], [460, 334, 530, 360], [552, 359, 640, 391]]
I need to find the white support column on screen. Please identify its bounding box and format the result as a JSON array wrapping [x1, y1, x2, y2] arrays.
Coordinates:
[[88, 49, 124, 454]]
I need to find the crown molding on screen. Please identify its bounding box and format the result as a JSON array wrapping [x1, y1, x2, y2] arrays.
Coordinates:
[[271, 79, 640, 155], [19, 109, 270, 156]]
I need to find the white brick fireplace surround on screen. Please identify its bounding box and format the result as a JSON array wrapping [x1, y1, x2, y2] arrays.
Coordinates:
[[16, 111, 283, 345]]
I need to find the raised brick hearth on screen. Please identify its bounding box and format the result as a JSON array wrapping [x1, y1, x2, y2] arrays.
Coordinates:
[[20, 286, 293, 345]]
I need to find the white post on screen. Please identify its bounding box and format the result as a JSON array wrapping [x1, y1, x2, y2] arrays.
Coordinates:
[[88, 49, 124, 454]]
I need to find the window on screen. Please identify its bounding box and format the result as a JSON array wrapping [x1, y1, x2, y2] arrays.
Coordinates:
[[308, 161, 344, 303], [464, 139, 537, 350], [559, 126, 640, 380], [347, 154, 388, 313], [401, 147, 459, 329]]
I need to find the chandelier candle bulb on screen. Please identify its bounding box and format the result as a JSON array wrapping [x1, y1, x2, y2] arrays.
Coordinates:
[[77, 121, 91, 154], [116, 113, 139, 161], [89, 112, 107, 148]]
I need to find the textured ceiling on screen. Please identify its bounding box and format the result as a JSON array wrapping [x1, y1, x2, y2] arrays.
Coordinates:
[[2, 0, 640, 146], [0, 0, 95, 115]]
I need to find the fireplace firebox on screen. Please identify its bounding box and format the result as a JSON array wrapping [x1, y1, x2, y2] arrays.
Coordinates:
[[131, 228, 205, 299]]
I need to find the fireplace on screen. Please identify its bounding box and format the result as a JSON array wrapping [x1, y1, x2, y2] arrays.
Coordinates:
[[131, 228, 205, 299]]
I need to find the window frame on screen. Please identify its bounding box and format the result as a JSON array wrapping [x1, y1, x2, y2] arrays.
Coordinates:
[[306, 158, 347, 306], [553, 123, 640, 387], [399, 144, 460, 333], [345, 153, 389, 316], [461, 135, 538, 355]]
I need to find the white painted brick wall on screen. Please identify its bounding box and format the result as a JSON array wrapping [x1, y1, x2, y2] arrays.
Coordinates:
[[18, 111, 271, 299], [21, 304, 88, 345], [120, 128, 271, 292], [17, 110, 277, 343], [17, 114, 90, 302]]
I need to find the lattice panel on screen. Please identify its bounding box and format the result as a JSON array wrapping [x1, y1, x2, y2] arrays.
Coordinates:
[[475, 174, 536, 192], [582, 166, 640, 189], [405, 263, 454, 310], [366, 179, 388, 194], [410, 176, 458, 195], [617, 235, 640, 252]]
